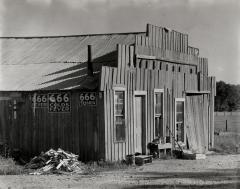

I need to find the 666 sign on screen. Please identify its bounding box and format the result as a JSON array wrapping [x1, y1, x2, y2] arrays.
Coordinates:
[[79, 92, 96, 106], [48, 93, 71, 112]]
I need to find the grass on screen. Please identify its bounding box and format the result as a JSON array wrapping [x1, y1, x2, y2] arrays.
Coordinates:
[[214, 114, 239, 133], [86, 160, 130, 173], [214, 113, 240, 154], [0, 156, 27, 175], [212, 134, 240, 154]]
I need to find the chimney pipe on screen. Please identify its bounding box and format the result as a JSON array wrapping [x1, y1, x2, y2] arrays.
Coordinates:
[[88, 45, 93, 76]]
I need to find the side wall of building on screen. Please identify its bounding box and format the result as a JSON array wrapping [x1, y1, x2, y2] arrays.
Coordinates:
[[0, 91, 105, 161]]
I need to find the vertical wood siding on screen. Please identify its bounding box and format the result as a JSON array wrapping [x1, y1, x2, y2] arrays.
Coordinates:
[[0, 91, 105, 162], [101, 38, 215, 161]]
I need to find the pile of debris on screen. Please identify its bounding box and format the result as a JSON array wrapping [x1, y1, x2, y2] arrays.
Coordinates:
[[25, 148, 87, 175]]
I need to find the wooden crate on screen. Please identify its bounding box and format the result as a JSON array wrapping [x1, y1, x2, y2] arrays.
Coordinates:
[[135, 155, 153, 166]]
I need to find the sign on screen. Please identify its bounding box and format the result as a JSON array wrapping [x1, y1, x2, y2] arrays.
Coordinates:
[[32, 94, 48, 108], [79, 92, 96, 106], [48, 93, 71, 112]]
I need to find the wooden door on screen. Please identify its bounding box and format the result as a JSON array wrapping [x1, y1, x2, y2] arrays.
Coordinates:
[[185, 94, 209, 153], [134, 96, 145, 154]]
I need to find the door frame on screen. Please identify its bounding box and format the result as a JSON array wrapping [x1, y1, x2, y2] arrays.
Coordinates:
[[134, 91, 147, 154]]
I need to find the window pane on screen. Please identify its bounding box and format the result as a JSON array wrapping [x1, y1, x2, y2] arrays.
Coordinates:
[[115, 104, 124, 115], [155, 117, 160, 136], [116, 116, 125, 141], [176, 112, 183, 122], [155, 93, 163, 115], [115, 91, 124, 104], [115, 91, 124, 115], [155, 116, 163, 137], [176, 123, 184, 142], [176, 101, 184, 112]]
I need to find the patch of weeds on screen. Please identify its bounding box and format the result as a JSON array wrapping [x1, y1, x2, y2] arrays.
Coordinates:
[[86, 159, 130, 173], [0, 156, 27, 175], [212, 134, 240, 154]]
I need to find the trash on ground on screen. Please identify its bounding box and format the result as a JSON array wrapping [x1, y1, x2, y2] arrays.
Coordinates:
[[25, 148, 88, 175]]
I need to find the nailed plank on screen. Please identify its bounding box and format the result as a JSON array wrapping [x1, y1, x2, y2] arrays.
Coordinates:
[[109, 90, 115, 161], [130, 46, 134, 68], [117, 44, 122, 84], [141, 59, 146, 69], [121, 45, 126, 84], [100, 66, 106, 91], [112, 68, 117, 86], [125, 45, 130, 69], [136, 68, 141, 90], [140, 68, 144, 90]]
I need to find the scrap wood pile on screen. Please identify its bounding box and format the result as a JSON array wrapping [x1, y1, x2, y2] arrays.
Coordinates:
[[25, 148, 90, 175]]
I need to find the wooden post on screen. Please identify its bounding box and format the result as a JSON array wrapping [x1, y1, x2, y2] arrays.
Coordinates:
[[88, 45, 93, 76]]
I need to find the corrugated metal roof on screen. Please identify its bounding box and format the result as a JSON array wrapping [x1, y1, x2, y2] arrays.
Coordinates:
[[0, 33, 139, 65], [0, 33, 143, 91], [0, 63, 88, 91]]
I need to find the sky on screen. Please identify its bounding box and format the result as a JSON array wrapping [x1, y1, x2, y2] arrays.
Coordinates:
[[0, 0, 239, 84]]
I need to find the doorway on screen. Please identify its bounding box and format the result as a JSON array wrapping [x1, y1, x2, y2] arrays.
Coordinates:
[[134, 94, 146, 154]]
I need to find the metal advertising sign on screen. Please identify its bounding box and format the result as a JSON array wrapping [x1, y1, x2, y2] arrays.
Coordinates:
[[79, 92, 97, 106], [32, 94, 48, 108], [48, 93, 71, 112]]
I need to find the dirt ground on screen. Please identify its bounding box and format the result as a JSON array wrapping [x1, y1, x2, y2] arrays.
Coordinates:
[[0, 154, 239, 189]]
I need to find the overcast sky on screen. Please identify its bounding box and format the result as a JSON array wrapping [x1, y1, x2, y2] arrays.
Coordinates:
[[0, 0, 239, 84]]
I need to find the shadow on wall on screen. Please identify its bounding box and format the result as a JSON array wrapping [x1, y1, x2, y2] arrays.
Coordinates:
[[38, 51, 117, 90]]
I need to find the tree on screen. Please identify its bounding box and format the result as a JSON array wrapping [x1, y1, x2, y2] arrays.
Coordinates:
[[215, 81, 240, 111]]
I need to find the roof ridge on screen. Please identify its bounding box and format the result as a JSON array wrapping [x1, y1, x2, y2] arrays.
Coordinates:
[[0, 31, 145, 39]]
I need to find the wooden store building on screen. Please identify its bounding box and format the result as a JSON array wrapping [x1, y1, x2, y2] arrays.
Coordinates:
[[0, 24, 216, 161]]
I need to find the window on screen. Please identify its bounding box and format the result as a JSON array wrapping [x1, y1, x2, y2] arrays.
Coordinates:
[[190, 68, 193, 74], [154, 90, 164, 138], [175, 99, 185, 143], [114, 91, 126, 141]]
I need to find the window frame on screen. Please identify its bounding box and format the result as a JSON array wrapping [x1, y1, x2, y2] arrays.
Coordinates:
[[113, 87, 127, 143], [154, 89, 164, 139], [174, 98, 186, 145]]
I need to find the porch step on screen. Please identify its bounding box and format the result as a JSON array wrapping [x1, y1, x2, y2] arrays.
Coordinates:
[[135, 155, 153, 166]]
